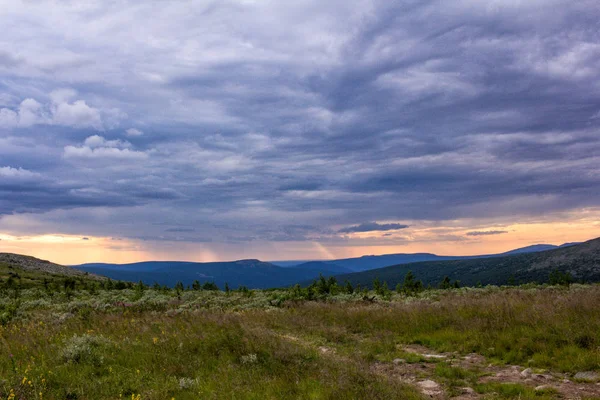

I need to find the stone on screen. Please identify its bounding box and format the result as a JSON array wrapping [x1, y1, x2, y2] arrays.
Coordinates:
[[392, 358, 406, 365], [574, 371, 600, 382], [521, 368, 532, 377], [423, 354, 447, 359], [534, 385, 551, 391], [461, 387, 475, 394], [417, 379, 441, 396]]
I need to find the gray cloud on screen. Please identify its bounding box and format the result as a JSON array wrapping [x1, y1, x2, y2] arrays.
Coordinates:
[[165, 228, 196, 233], [466, 230, 509, 237], [339, 222, 410, 233], [0, 1, 599, 247]]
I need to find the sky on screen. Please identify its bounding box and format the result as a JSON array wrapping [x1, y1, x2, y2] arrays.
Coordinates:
[[1, 0, 600, 265]]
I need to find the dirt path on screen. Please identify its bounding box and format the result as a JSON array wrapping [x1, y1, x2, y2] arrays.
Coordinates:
[[384, 345, 600, 399], [275, 333, 600, 399]]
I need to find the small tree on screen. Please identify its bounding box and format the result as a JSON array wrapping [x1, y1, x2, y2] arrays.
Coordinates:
[[372, 277, 382, 293], [238, 285, 250, 294], [202, 281, 219, 291], [316, 274, 337, 295], [401, 271, 423, 295], [375, 280, 392, 300], [439, 276, 452, 290], [344, 280, 354, 294], [64, 278, 76, 291], [327, 276, 338, 294], [114, 281, 128, 290], [549, 269, 573, 286], [88, 282, 98, 295], [134, 280, 146, 300], [507, 275, 516, 286]]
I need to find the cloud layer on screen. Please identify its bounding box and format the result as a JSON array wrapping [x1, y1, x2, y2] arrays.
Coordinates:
[[466, 230, 509, 237], [339, 222, 410, 234], [1, 0, 600, 257]]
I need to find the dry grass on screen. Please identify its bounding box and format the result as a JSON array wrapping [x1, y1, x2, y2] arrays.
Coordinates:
[[0, 284, 599, 399]]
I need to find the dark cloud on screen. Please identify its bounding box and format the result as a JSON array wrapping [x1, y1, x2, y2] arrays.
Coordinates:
[[165, 228, 195, 233], [0, 1, 599, 244], [466, 230, 509, 237], [339, 222, 410, 233]]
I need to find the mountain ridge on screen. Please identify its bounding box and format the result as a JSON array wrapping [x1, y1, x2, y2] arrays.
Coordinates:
[[74, 259, 343, 289], [271, 242, 581, 272], [333, 237, 600, 288]]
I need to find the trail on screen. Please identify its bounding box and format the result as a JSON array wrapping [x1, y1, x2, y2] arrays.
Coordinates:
[[275, 333, 600, 399]]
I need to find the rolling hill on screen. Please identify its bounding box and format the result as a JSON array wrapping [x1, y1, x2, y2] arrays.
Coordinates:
[[334, 237, 600, 288], [499, 242, 580, 255], [272, 243, 580, 272], [288, 261, 353, 275], [73, 259, 351, 289], [72, 241, 588, 288], [0, 253, 105, 288]]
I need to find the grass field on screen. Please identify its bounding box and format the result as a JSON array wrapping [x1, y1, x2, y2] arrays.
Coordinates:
[[1, 282, 599, 399]]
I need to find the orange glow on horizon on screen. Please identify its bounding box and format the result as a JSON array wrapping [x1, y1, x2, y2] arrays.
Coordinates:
[[1, 217, 600, 265]]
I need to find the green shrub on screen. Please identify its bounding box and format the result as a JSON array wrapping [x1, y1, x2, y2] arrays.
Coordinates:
[[61, 334, 112, 366]]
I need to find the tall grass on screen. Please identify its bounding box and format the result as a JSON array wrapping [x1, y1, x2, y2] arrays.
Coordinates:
[[0, 284, 598, 399]]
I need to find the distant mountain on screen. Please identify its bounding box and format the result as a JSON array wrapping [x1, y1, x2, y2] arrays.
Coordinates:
[[71, 240, 589, 289], [73, 259, 346, 289], [277, 243, 583, 272], [500, 244, 559, 255], [270, 260, 312, 267], [288, 261, 353, 275], [500, 242, 580, 255], [333, 237, 600, 288], [558, 242, 582, 248], [325, 253, 461, 272]]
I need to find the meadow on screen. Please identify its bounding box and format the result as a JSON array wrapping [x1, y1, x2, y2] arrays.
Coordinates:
[[0, 279, 599, 399]]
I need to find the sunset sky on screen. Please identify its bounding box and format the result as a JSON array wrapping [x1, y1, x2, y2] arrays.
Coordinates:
[[1, 1, 600, 265]]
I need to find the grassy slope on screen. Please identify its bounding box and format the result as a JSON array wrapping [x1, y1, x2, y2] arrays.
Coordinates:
[[335, 237, 600, 288], [0, 262, 101, 290], [0, 253, 101, 279], [0, 285, 599, 399]]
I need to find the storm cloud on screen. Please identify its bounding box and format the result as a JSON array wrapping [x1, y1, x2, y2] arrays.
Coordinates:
[[339, 222, 410, 234], [0, 0, 599, 249]]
